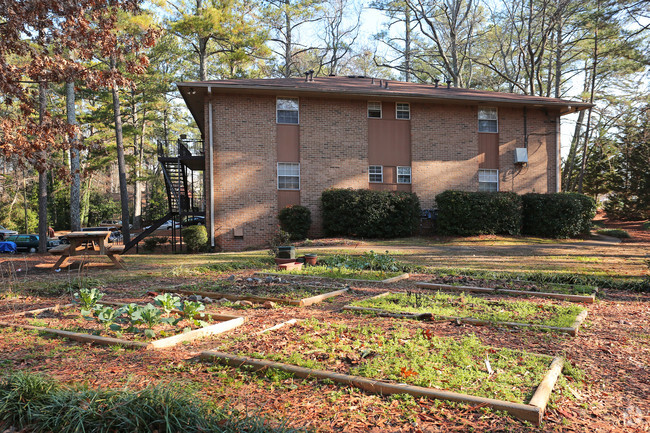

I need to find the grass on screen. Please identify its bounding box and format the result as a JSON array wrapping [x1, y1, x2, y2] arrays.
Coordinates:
[[350, 292, 585, 328], [0, 372, 301, 433], [596, 229, 631, 238], [219, 319, 567, 404], [273, 265, 403, 281], [172, 280, 340, 300]]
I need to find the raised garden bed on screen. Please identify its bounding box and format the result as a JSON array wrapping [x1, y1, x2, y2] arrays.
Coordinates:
[[424, 273, 598, 295], [258, 268, 410, 284], [417, 282, 596, 304], [0, 297, 244, 349], [159, 280, 348, 307], [200, 319, 567, 425], [343, 292, 588, 336]]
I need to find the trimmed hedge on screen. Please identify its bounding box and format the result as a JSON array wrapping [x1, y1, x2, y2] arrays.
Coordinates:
[[278, 205, 312, 240], [522, 193, 596, 238], [435, 191, 522, 236], [183, 225, 208, 252], [321, 189, 421, 238]]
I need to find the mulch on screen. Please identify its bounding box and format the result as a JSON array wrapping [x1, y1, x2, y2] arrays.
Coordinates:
[[0, 271, 648, 432]]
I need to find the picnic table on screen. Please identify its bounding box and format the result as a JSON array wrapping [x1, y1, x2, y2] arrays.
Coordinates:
[[50, 231, 125, 270]]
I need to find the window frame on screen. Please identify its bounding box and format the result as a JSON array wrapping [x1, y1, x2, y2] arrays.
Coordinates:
[[277, 162, 300, 190], [367, 101, 382, 118], [396, 102, 410, 120], [368, 165, 383, 183], [276, 97, 299, 124], [478, 107, 498, 133], [397, 166, 412, 184], [478, 168, 499, 192]]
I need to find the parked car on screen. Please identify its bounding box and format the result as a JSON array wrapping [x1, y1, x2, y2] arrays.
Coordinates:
[[0, 225, 18, 241], [144, 220, 181, 231], [3, 234, 59, 253], [99, 220, 133, 230], [59, 227, 122, 244], [182, 216, 205, 227]]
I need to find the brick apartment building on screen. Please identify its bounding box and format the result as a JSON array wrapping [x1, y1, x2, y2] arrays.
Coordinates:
[[177, 76, 590, 250]]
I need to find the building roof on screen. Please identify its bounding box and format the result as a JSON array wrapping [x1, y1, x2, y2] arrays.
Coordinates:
[[177, 76, 592, 135]]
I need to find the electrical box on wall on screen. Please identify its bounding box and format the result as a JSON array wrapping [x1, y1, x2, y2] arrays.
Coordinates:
[[514, 148, 528, 165]]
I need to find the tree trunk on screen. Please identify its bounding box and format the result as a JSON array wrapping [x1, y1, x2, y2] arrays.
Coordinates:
[[38, 81, 48, 253], [67, 81, 81, 231], [404, 6, 411, 82], [577, 0, 599, 194], [110, 55, 131, 244], [284, 7, 292, 78]]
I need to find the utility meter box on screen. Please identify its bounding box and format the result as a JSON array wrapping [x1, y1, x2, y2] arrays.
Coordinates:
[[514, 148, 528, 165]]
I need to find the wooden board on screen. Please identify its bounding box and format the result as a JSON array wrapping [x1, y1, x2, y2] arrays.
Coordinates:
[[200, 350, 564, 425], [416, 282, 595, 304], [158, 287, 348, 307]]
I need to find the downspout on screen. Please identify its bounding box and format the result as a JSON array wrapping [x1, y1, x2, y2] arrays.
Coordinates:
[[556, 115, 561, 192], [208, 87, 215, 248]]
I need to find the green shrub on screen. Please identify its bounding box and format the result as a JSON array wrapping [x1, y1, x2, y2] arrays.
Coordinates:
[[278, 205, 312, 240], [435, 191, 522, 236], [522, 193, 596, 238], [643, 221, 650, 231], [183, 225, 208, 252], [321, 189, 420, 238], [597, 228, 630, 238], [143, 236, 167, 252]]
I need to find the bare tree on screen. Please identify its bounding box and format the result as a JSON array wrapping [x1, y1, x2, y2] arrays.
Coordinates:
[[316, 0, 361, 76]]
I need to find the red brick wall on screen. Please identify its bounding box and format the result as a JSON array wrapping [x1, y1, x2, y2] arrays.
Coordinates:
[[206, 94, 559, 250]]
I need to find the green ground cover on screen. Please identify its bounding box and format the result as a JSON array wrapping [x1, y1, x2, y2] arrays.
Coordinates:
[[272, 265, 402, 281], [217, 319, 566, 404], [350, 292, 584, 328]]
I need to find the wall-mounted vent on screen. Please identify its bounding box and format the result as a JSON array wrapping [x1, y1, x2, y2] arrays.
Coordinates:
[[514, 148, 528, 165]]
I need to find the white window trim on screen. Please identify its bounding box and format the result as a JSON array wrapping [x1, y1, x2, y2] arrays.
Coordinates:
[[368, 101, 382, 118], [369, 165, 383, 183], [277, 162, 300, 190], [276, 97, 299, 124], [478, 107, 498, 133], [478, 168, 499, 191], [396, 102, 410, 120], [397, 166, 412, 184]]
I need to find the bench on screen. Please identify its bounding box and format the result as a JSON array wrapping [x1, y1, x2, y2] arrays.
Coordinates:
[[48, 245, 70, 256]]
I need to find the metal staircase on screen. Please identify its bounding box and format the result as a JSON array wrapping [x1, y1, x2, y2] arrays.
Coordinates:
[[121, 137, 205, 254]]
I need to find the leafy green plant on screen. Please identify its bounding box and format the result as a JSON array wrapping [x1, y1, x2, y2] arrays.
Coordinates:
[[522, 193, 596, 238], [94, 306, 121, 331], [643, 221, 650, 231], [278, 205, 312, 240], [74, 288, 104, 315], [138, 304, 163, 338], [180, 301, 209, 327], [154, 293, 182, 314]]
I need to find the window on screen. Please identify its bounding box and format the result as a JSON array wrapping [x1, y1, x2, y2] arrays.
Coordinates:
[[397, 166, 411, 184], [396, 103, 410, 120], [478, 169, 499, 192], [277, 162, 300, 190], [368, 165, 383, 183], [368, 101, 382, 118], [277, 98, 299, 124], [478, 107, 498, 132]]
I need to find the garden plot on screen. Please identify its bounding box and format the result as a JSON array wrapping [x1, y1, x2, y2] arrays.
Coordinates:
[[343, 292, 588, 335], [200, 319, 568, 425], [159, 277, 348, 307], [417, 281, 596, 303], [263, 251, 410, 283], [0, 289, 243, 349]]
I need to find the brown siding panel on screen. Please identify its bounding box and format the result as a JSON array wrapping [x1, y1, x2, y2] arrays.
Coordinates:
[[277, 124, 300, 162], [278, 190, 300, 209], [368, 120, 411, 166], [478, 133, 499, 169]]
